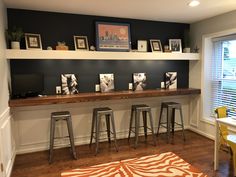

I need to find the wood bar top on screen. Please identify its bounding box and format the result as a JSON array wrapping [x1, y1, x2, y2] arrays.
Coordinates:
[[9, 88, 201, 107]]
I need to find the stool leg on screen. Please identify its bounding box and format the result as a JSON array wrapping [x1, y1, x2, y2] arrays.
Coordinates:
[[128, 107, 134, 141], [66, 116, 77, 159], [171, 108, 175, 135], [89, 110, 95, 147], [49, 117, 55, 164], [157, 104, 163, 136], [95, 114, 101, 155], [106, 114, 111, 143], [167, 107, 171, 144], [135, 110, 140, 149], [147, 109, 156, 146], [179, 107, 186, 141], [143, 111, 147, 141], [110, 112, 118, 152]]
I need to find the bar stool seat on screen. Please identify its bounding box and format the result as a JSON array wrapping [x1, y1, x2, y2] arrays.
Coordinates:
[[89, 107, 118, 155], [128, 104, 156, 148], [49, 111, 77, 163], [157, 102, 185, 143]]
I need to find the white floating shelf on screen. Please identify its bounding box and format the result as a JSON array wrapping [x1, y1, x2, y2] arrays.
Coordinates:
[[6, 49, 199, 60]]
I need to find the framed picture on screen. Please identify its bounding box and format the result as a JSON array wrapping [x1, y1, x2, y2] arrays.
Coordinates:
[[61, 74, 79, 95], [25, 33, 42, 50], [96, 22, 131, 51], [133, 73, 147, 91], [150, 39, 162, 52], [169, 39, 182, 53], [99, 73, 114, 92], [74, 36, 89, 50], [137, 40, 147, 52], [165, 72, 177, 89]]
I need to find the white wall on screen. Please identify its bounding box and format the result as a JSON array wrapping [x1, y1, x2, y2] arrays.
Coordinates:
[[12, 96, 192, 154], [189, 10, 236, 138], [0, 0, 8, 113], [0, 1, 15, 177]]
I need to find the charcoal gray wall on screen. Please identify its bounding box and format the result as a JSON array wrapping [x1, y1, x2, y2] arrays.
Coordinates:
[[8, 9, 189, 95]]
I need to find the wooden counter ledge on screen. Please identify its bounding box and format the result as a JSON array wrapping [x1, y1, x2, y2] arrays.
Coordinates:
[[9, 88, 201, 107]]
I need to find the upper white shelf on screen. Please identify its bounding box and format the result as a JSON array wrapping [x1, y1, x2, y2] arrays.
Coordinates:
[[6, 49, 199, 60]]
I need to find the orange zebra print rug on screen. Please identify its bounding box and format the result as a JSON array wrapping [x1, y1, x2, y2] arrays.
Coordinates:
[[61, 152, 208, 177]]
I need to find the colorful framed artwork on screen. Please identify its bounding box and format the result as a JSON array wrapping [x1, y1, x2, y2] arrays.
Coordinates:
[[169, 39, 182, 53], [150, 39, 162, 52], [96, 22, 131, 51], [74, 36, 89, 51], [25, 33, 42, 50]]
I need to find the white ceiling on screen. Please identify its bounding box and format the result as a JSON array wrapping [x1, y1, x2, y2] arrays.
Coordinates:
[[3, 0, 236, 23]]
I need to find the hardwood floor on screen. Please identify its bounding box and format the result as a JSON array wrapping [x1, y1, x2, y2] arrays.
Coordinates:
[[11, 130, 234, 177]]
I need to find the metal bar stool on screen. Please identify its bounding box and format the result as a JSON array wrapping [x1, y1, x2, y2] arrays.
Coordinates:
[[49, 111, 77, 163], [89, 107, 118, 155], [157, 102, 185, 143], [128, 104, 156, 148]]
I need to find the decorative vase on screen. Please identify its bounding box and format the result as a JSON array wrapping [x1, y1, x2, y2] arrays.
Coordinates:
[[11, 41, 20, 49], [183, 47, 191, 53]]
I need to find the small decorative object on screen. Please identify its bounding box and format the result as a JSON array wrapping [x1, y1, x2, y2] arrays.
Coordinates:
[[128, 83, 133, 90], [61, 74, 79, 95], [6, 26, 24, 49], [133, 73, 147, 91], [165, 72, 177, 89], [164, 45, 171, 52], [161, 82, 165, 89], [96, 22, 131, 51], [169, 39, 182, 53], [56, 41, 69, 50], [90, 45, 96, 51], [74, 36, 89, 51], [137, 40, 147, 52], [95, 84, 100, 92], [150, 39, 162, 52], [25, 33, 42, 50], [193, 45, 199, 53], [183, 29, 191, 53], [47, 46, 53, 50], [99, 74, 114, 92]]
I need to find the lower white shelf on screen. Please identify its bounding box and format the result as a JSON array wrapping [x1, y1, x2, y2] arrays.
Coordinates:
[[6, 49, 200, 60]]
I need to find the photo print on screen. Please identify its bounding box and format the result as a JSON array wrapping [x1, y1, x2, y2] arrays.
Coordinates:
[[165, 72, 177, 89], [99, 73, 114, 92], [133, 73, 147, 91], [61, 74, 79, 95]]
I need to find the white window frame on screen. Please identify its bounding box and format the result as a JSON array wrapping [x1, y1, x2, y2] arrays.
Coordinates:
[[201, 28, 236, 124]]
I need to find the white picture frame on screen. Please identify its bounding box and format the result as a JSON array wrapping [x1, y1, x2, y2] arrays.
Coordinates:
[[137, 40, 147, 52], [169, 39, 182, 53]]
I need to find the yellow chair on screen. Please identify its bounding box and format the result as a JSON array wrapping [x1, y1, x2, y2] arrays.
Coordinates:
[[215, 106, 236, 176]]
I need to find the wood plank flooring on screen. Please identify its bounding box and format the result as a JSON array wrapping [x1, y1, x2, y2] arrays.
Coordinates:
[[11, 130, 233, 177]]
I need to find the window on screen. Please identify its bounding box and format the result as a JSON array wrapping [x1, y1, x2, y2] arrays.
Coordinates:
[[211, 36, 236, 116]]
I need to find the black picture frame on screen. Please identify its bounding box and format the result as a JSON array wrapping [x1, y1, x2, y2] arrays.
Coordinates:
[[96, 21, 131, 51], [150, 39, 162, 52], [25, 33, 42, 50], [74, 36, 89, 51]]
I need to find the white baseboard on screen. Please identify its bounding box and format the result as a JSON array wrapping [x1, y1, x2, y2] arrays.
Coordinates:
[[188, 126, 214, 140], [16, 126, 190, 154], [5, 149, 15, 177]]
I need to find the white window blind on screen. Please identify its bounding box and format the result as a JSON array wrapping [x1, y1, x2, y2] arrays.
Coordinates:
[[211, 36, 236, 116]]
